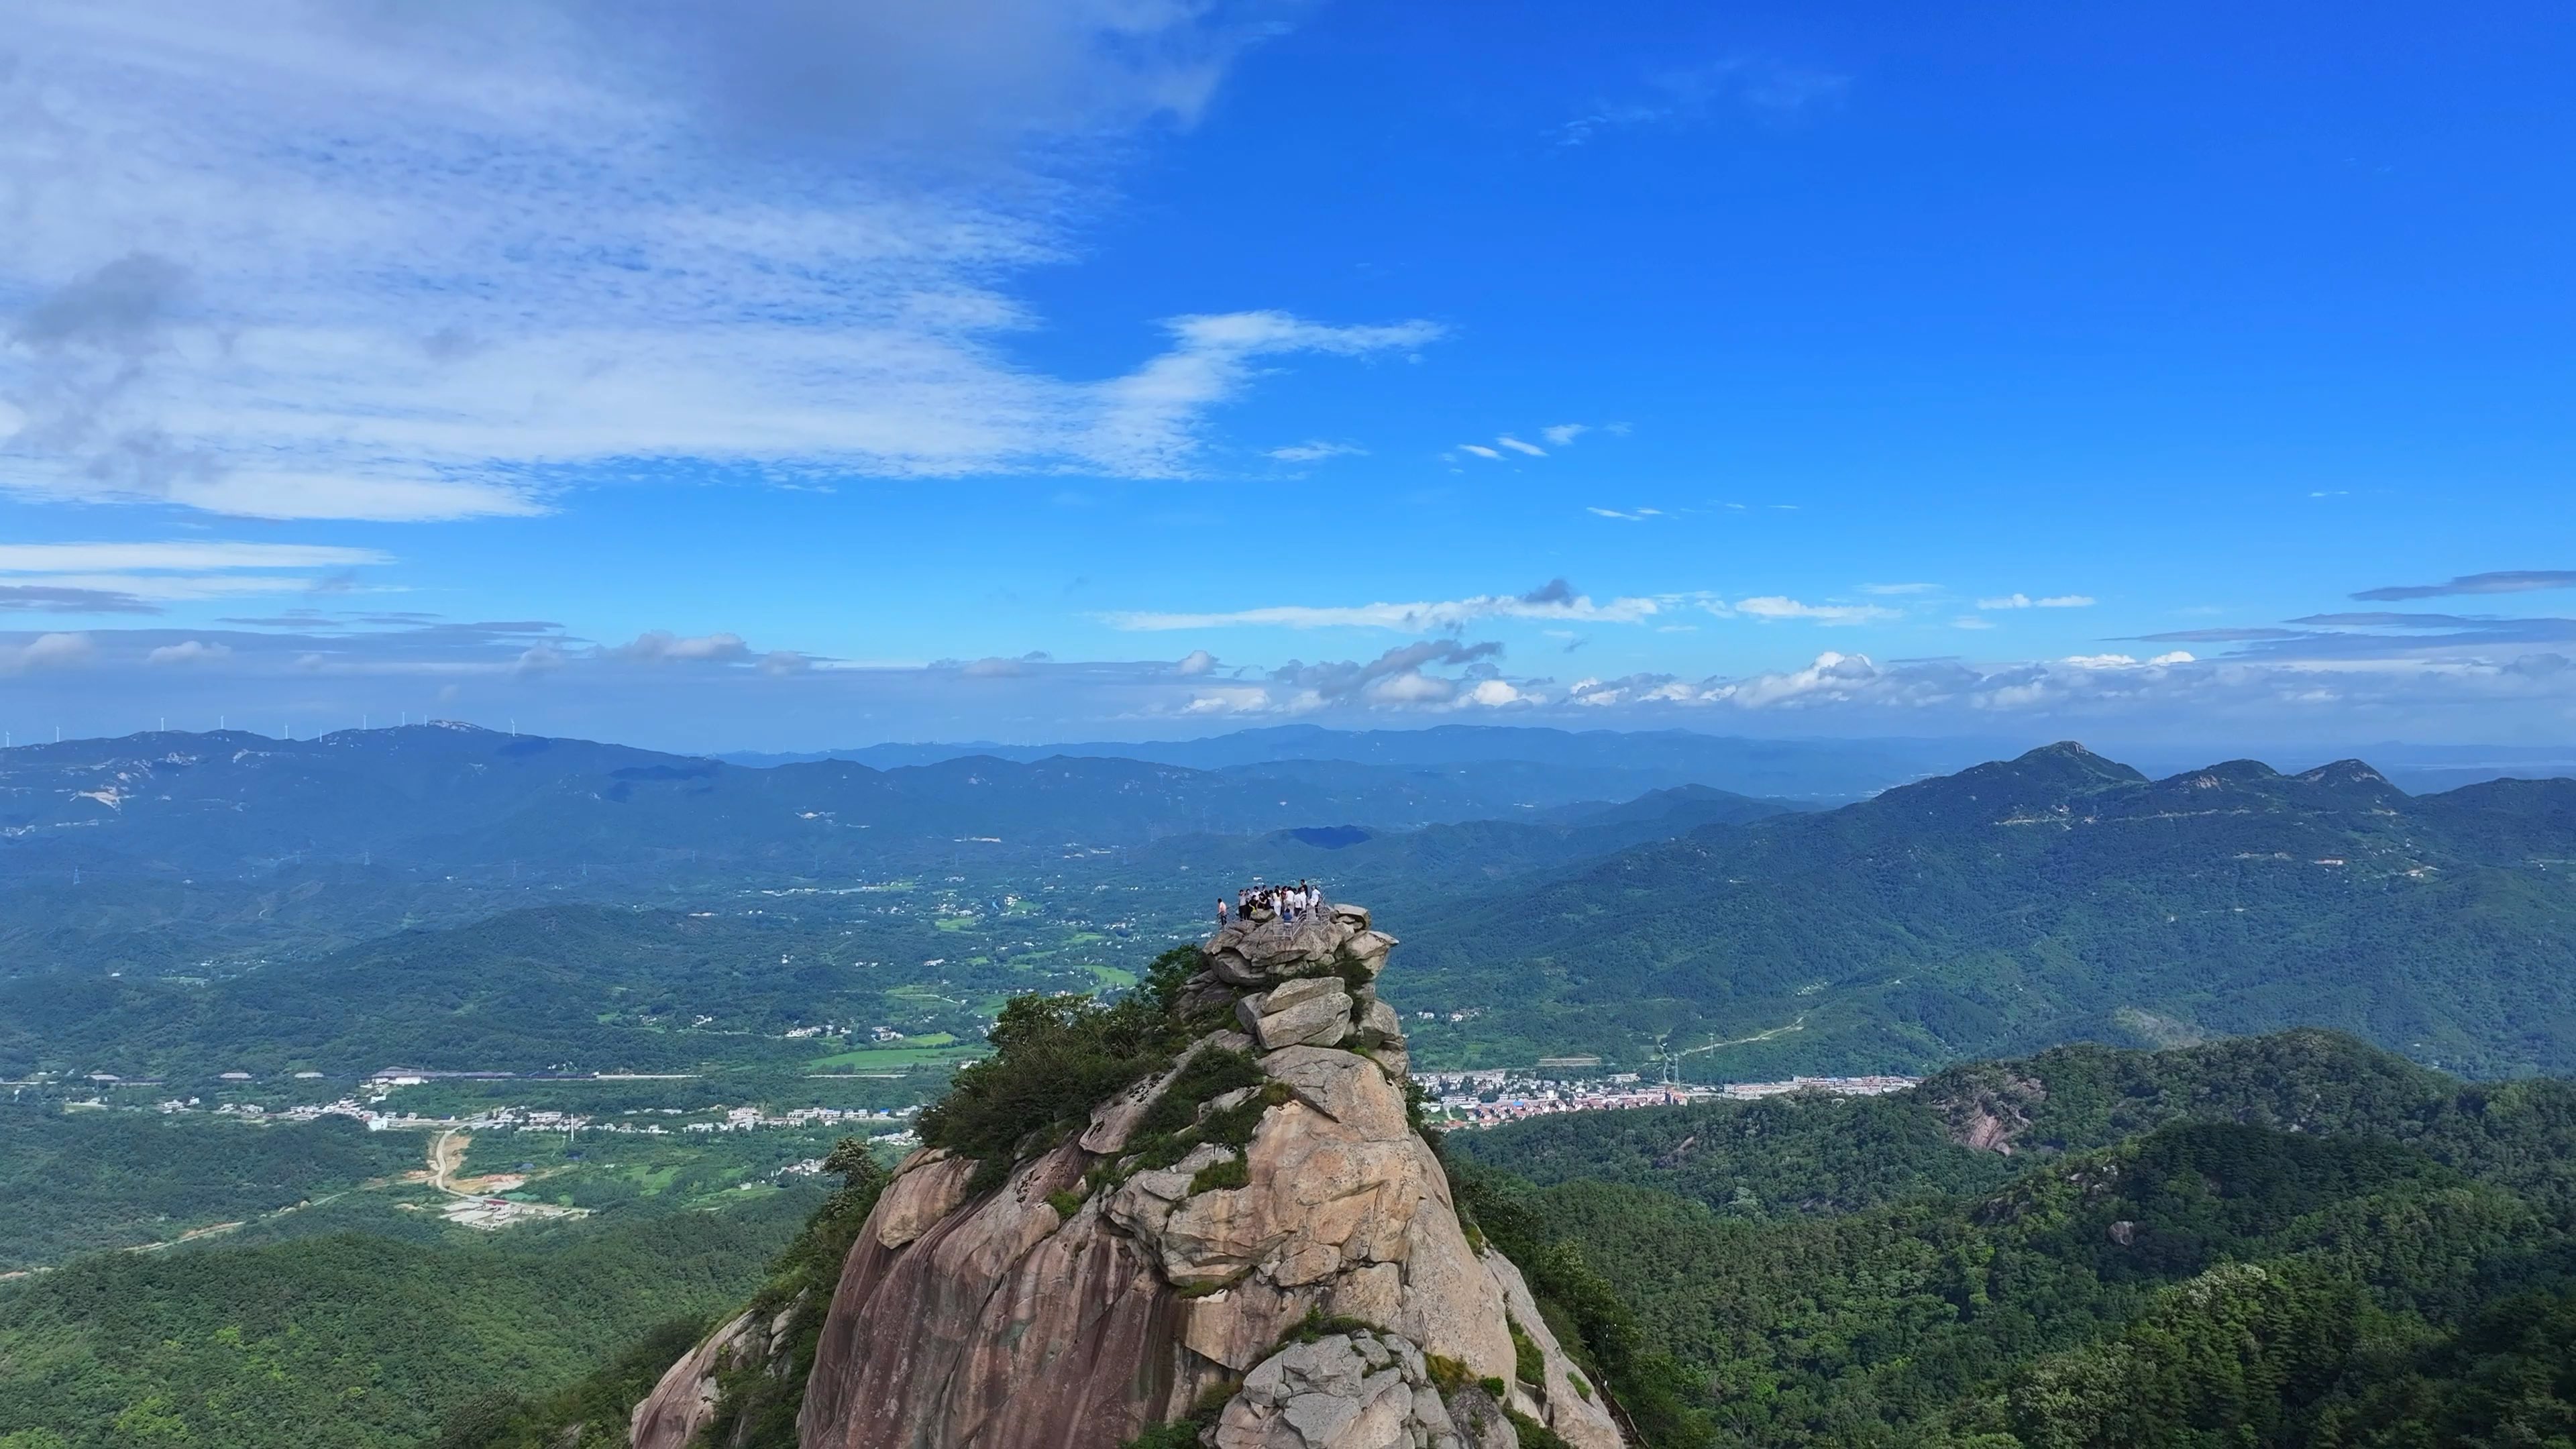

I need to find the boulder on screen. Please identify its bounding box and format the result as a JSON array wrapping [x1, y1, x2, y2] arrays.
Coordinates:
[[1267, 975, 1348, 1012], [1242, 983, 1354, 1051], [872, 1151, 975, 1250], [1260, 1046, 1410, 1141], [1204, 907, 1385, 990], [1357, 998, 1403, 1044], [1213, 1331, 1479, 1449], [1344, 930, 1399, 979]]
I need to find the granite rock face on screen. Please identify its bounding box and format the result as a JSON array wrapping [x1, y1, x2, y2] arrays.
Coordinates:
[[636, 902, 1623, 1449], [629, 1302, 798, 1449], [1212, 1330, 1508, 1449]]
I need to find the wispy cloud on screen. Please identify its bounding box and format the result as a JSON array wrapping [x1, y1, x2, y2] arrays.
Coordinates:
[[2351, 570, 2576, 602], [0, 541, 390, 574], [0, 539, 396, 608], [0, 2, 1410, 521], [0, 585, 160, 615], [1103, 579, 1660, 632], [1266, 440, 1366, 464], [2129, 627, 2312, 643], [1732, 596, 1900, 625], [1586, 506, 1663, 521], [1451, 422, 1603, 464], [1558, 56, 1850, 148], [1978, 592, 2096, 610]]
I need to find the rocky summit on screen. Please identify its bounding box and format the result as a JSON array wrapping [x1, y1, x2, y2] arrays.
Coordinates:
[[631, 902, 1623, 1449]]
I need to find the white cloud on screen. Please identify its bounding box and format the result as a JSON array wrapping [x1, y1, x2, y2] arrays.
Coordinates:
[[1540, 423, 1587, 446], [1183, 686, 1282, 715], [1586, 506, 1660, 521], [0, 2, 1415, 521], [1497, 436, 1545, 457], [1104, 580, 1661, 632], [1978, 592, 2097, 610], [5, 632, 94, 671], [1173, 649, 1218, 676], [1560, 646, 2217, 714], [144, 639, 231, 665], [1088, 313, 1440, 476], [515, 643, 568, 677], [0, 574, 373, 603], [1266, 440, 1366, 464], [1733, 596, 1900, 625], [1457, 444, 1505, 460], [0, 541, 392, 573], [9, 619, 2571, 740], [608, 631, 752, 664]]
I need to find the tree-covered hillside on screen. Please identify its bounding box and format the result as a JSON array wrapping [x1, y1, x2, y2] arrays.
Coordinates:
[[0, 1192, 811, 1449], [1401, 745, 2576, 1077], [1454, 1029, 2576, 1219], [1452, 1030, 2576, 1446]]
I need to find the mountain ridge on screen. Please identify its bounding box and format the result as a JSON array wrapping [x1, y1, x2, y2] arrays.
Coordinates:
[[1397, 742, 2576, 1077]]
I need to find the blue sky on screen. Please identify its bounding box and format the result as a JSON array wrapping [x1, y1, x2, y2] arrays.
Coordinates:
[[1, 0, 2571, 751]]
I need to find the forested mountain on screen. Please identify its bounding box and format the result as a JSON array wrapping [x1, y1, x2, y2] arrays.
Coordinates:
[[1450, 1030, 2576, 1447], [0, 724, 1792, 879], [1453, 1029, 2575, 1218], [1401, 743, 2576, 1077], [722, 725, 1996, 800], [1126, 783, 1802, 909]]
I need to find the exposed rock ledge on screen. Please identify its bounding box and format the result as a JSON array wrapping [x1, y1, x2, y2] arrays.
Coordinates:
[[637, 903, 1623, 1449]]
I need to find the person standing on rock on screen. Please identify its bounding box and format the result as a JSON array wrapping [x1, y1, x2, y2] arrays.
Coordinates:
[[1216, 898, 1230, 928]]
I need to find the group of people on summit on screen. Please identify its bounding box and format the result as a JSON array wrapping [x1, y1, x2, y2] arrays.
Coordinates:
[[1219, 881, 1325, 928]]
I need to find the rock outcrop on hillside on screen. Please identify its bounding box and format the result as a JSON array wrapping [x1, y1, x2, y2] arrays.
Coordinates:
[[636, 902, 1621, 1449]]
